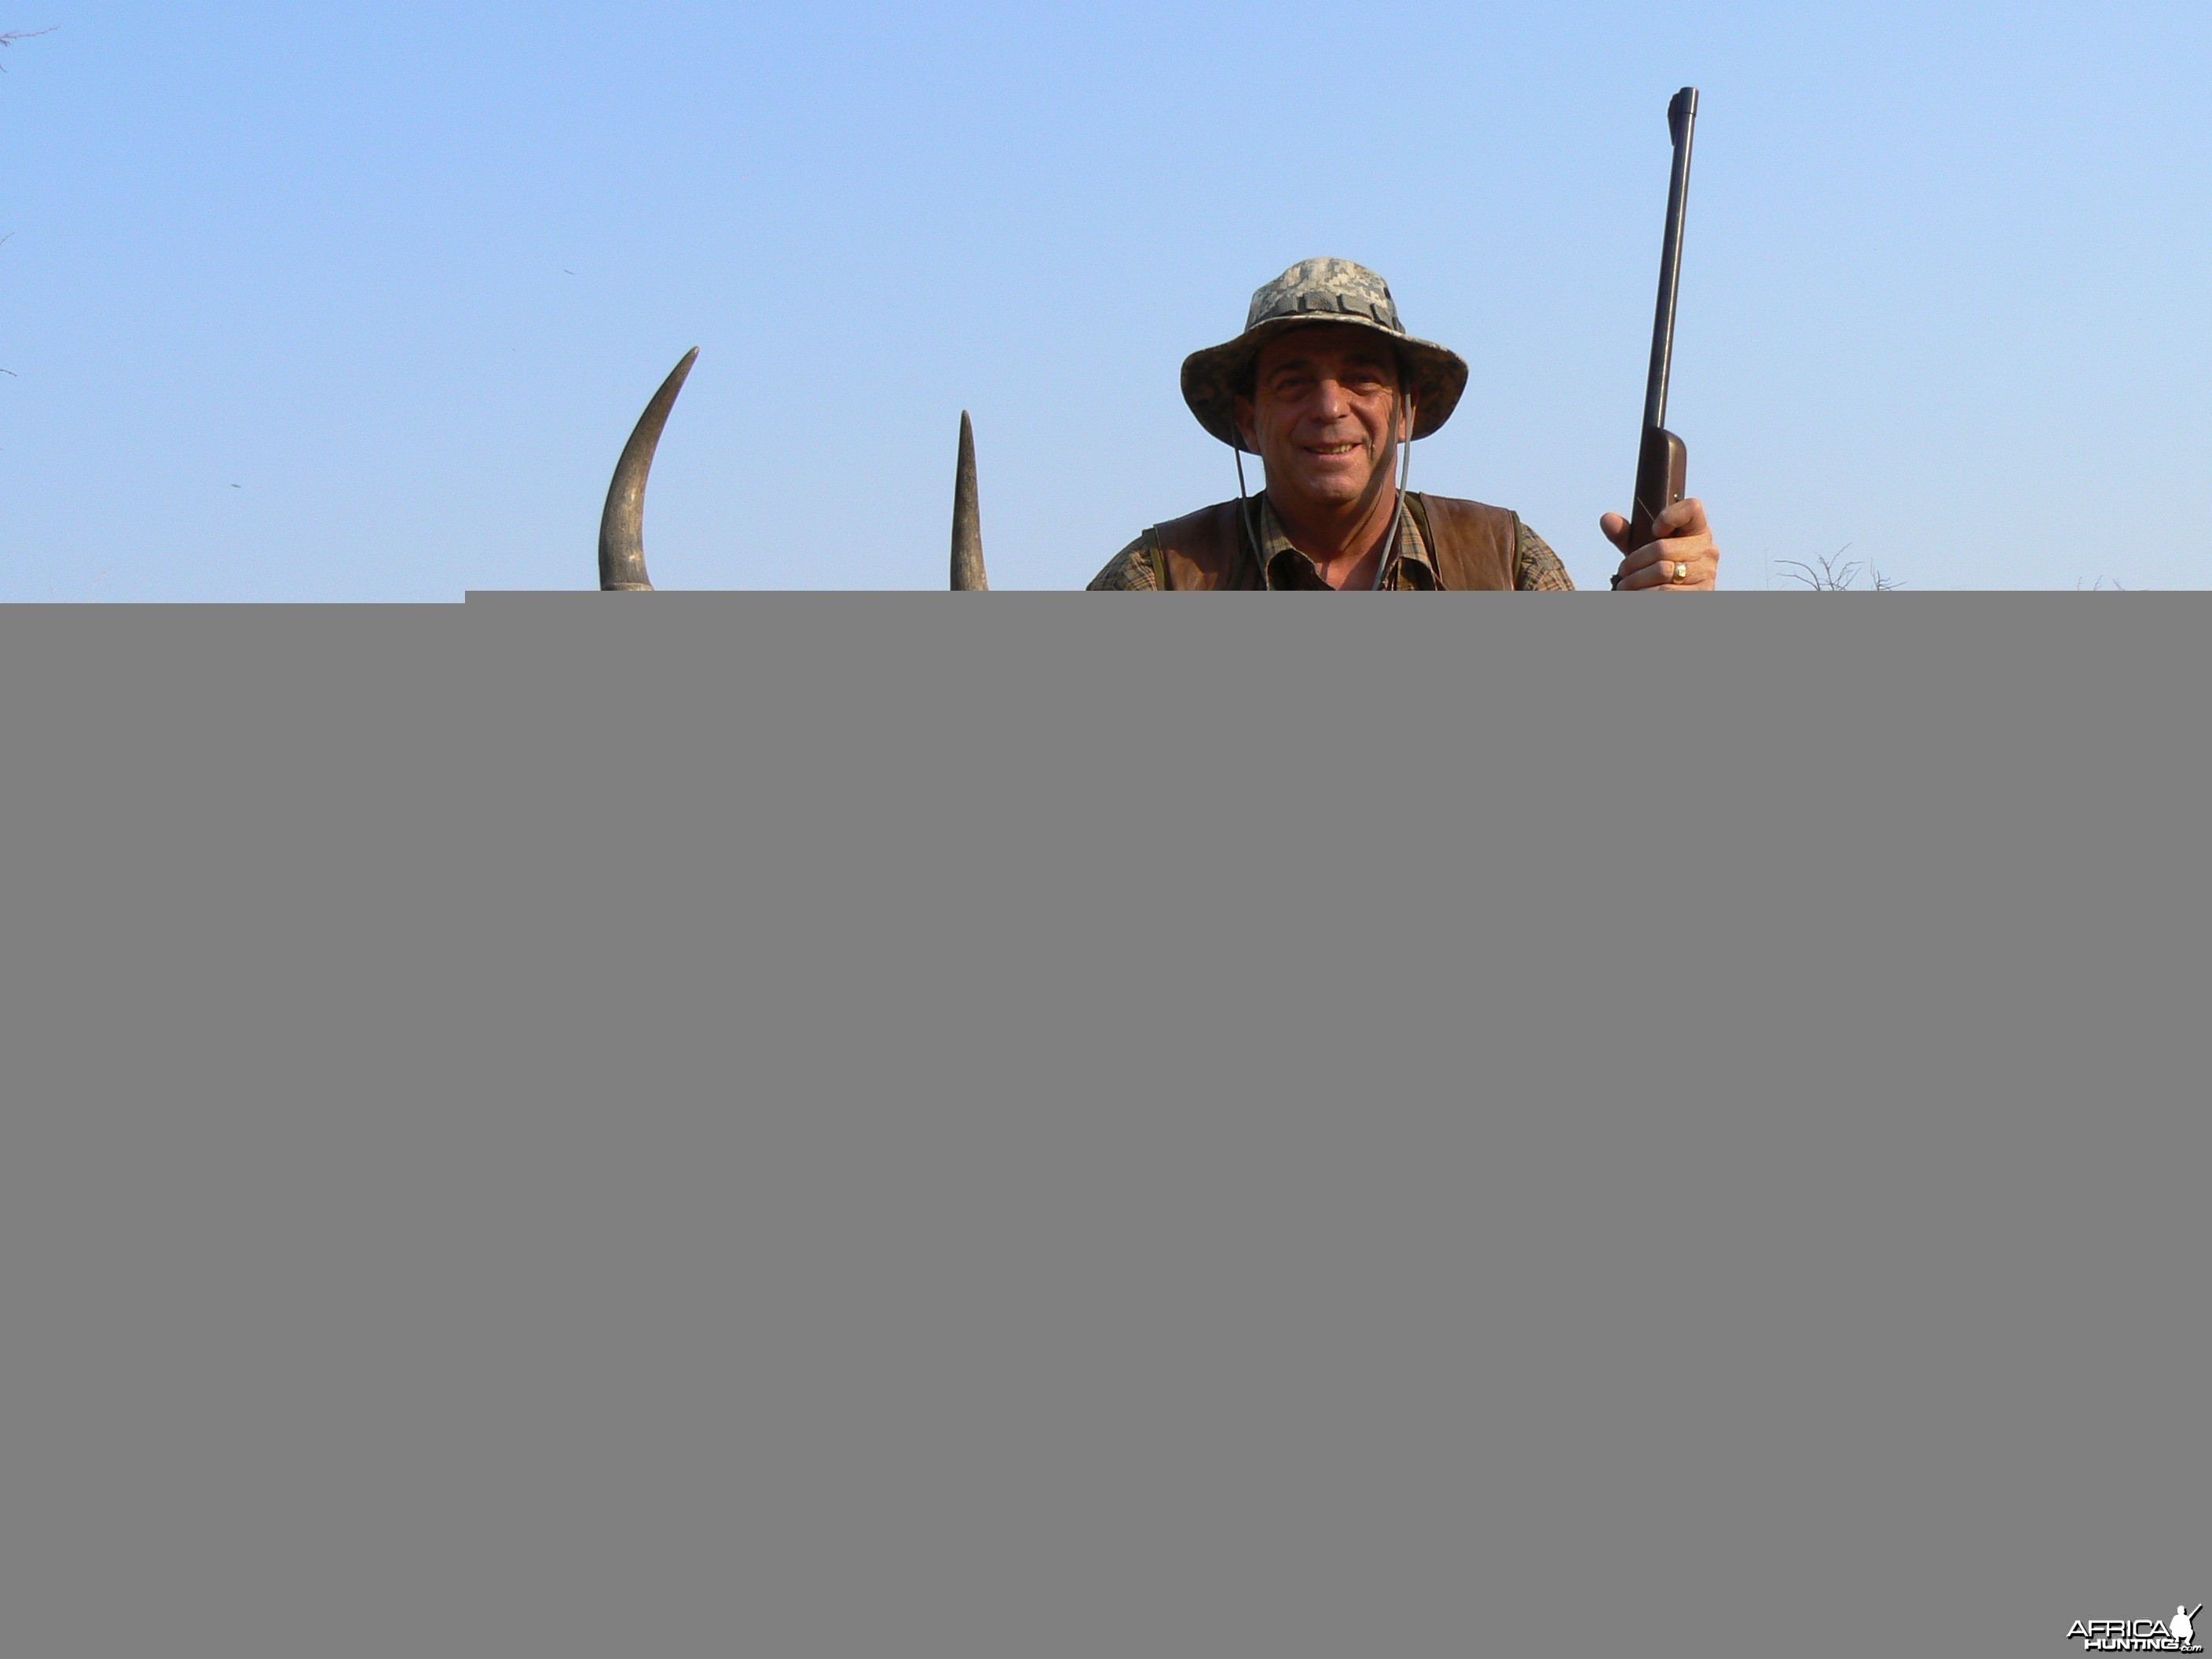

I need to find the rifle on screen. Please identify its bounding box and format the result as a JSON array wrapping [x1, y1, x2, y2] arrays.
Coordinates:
[[1615, 87, 1700, 586]]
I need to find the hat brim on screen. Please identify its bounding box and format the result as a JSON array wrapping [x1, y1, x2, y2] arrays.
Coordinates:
[[1181, 315, 1468, 452]]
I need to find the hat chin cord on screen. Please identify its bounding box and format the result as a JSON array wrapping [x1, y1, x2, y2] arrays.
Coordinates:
[[1233, 399, 1413, 590]]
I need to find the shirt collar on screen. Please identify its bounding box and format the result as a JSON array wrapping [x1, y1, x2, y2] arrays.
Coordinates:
[[1254, 492, 1436, 590]]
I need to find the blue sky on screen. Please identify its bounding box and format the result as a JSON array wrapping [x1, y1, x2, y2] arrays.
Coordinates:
[[4, 2, 2207, 598]]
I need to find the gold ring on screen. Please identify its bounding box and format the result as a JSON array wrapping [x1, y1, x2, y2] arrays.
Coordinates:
[[1671, 561, 1690, 584]]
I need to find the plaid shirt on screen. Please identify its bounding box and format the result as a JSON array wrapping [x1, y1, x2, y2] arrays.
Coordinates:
[[1087, 493, 1576, 591]]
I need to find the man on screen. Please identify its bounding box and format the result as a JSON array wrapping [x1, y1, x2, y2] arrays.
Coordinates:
[[1087, 258, 1719, 591]]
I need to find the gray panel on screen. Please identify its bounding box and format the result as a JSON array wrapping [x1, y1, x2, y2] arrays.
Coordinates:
[[1, 596, 2203, 1657]]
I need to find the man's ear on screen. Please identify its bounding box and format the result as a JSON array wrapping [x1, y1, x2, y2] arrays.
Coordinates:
[[1232, 394, 1257, 452]]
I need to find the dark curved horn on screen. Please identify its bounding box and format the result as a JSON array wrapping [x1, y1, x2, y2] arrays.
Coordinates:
[[598, 348, 699, 592], [950, 410, 987, 591]]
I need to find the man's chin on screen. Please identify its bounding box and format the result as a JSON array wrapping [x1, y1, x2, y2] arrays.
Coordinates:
[[1277, 465, 1375, 504], [1297, 482, 1373, 510]]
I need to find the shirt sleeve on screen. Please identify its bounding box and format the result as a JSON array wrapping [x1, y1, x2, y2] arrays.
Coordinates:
[[1514, 520, 1576, 591], [1086, 537, 1163, 591]]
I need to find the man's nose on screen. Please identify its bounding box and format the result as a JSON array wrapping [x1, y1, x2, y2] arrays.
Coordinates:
[[1310, 377, 1350, 419]]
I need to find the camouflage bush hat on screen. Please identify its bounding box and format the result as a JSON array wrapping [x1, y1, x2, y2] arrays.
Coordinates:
[[1181, 258, 1470, 453]]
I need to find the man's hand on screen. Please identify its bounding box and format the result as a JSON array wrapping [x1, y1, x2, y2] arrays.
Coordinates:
[[1600, 498, 1719, 591]]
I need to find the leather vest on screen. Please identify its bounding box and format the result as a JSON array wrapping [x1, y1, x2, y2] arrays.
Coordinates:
[[1137, 493, 1519, 591]]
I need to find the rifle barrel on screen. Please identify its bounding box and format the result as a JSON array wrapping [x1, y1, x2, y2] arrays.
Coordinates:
[[1642, 87, 1699, 434]]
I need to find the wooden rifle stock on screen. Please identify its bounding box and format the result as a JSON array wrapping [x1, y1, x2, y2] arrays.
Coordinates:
[[1617, 87, 1699, 585]]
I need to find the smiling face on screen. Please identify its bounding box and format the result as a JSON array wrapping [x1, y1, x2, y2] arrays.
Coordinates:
[[1233, 324, 1412, 514]]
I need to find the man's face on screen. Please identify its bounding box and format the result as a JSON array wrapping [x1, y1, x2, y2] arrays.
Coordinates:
[[1234, 324, 1411, 510]]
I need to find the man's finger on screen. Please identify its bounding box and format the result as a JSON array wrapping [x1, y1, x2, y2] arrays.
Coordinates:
[[1618, 562, 1708, 590], [1615, 544, 1713, 589], [1652, 496, 1709, 540], [1617, 536, 1706, 578], [1616, 559, 1681, 590], [1604, 501, 1706, 551]]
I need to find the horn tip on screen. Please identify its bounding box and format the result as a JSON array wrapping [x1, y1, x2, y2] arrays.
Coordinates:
[[950, 408, 987, 591], [597, 347, 699, 592]]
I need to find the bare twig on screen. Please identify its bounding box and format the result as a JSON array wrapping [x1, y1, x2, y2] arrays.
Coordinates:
[[0, 27, 59, 66], [1776, 545, 1904, 591], [1775, 553, 1856, 591]]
